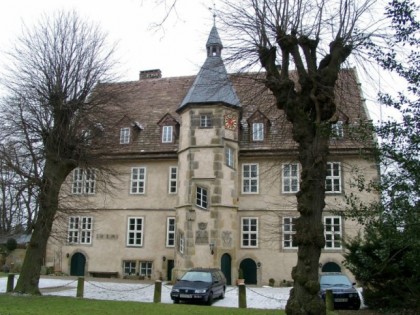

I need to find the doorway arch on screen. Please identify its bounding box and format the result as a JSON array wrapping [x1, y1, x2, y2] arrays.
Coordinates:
[[239, 258, 257, 284], [322, 262, 341, 273], [221, 253, 232, 285], [70, 252, 86, 276]]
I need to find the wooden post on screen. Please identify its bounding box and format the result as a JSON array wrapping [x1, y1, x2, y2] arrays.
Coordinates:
[[238, 283, 247, 308], [326, 289, 334, 311], [153, 280, 162, 303], [76, 277, 84, 298], [6, 274, 15, 293]]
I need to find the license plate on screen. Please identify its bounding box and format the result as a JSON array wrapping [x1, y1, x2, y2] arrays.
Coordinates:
[[334, 298, 348, 302], [180, 294, 192, 298]]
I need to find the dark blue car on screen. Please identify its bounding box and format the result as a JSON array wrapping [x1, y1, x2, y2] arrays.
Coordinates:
[[320, 273, 361, 310]]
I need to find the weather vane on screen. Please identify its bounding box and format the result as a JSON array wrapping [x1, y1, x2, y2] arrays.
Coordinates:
[[209, 2, 216, 25]]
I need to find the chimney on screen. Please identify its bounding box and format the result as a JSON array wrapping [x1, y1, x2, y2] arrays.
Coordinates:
[[139, 69, 162, 80]]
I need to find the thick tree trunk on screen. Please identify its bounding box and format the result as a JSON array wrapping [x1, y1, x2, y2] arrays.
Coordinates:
[[14, 159, 70, 294]]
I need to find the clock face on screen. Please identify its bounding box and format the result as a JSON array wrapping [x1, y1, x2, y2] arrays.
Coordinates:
[[224, 114, 237, 130]]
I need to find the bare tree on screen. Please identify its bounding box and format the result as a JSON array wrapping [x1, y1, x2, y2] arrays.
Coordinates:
[[216, 0, 378, 313], [0, 11, 118, 294]]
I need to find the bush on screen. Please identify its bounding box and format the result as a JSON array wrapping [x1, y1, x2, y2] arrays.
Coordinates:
[[6, 238, 17, 251]]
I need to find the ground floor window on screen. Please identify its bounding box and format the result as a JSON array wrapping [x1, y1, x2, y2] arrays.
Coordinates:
[[123, 261, 136, 276], [140, 261, 153, 277]]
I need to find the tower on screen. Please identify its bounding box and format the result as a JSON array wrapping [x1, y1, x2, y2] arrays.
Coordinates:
[[174, 25, 241, 283]]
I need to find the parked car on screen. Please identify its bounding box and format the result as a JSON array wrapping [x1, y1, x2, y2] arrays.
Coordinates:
[[170, 268, 226, 305], [320, 273, 361, 310]]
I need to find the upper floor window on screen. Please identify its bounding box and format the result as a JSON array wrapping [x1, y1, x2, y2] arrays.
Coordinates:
[[68, 216, 93, 245], [120, 127, 130, 144], [325, 162, 341, 193], [200, 114, 212, 128], [131, 167, 146, 194], [162, 125, 173, 143], [166, 217, 176, 247], [127, 217, 143, 247], [283, 217, 298, 249], [252, 123, 264, 141], [196, 186, 208, 209], [324, 216, 342, 249], [242, 163, 259, 194], [72, 168, 96, 195], [225, 146, 235, 169], [241, 217, 258, 248], [331, 121, 344, 139], [283, 163, 299, 193], [168, 167, 178, 194]]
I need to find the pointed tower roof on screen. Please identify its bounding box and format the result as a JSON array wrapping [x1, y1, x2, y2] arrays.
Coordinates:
[[178, 25, 240, 111]]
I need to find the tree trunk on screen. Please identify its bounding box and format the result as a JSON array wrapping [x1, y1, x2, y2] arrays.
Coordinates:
[[14, 159, 70, 294]]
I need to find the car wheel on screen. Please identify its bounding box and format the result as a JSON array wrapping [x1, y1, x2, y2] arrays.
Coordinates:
[[173, 299, 180, 304], [206, 292, 213, 305], [220, 287, 225, 299]]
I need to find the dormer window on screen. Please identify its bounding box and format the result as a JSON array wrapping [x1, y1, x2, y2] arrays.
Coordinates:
[[200, 114, 212, 128], [331, 121, 344, 139], [162, 125, 173, 143], [252, 123, 264, 141], [120, 127, 130, 144]]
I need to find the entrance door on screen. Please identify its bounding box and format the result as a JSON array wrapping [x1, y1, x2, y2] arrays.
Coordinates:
[[221, 253, 232, 285], [167, 260, 174, 281], [70, 253, 86, 276], [240, 258, 257, 284], [322, 262, 341, 273]]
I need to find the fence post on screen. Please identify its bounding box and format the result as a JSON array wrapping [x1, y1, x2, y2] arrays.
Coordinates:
[[326, 289, 334, 311], [153, 280, 162, 303], [6, 274, 15, 293], [76, 277, 84, 298], [238, 283, 247, 308]]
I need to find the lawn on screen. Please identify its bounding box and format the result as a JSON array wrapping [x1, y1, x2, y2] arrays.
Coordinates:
[[0, 294, 283, 315]]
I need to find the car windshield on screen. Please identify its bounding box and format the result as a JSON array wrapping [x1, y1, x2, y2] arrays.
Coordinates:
[[320, 275, 352, 287], [181, 271, 212, 282]]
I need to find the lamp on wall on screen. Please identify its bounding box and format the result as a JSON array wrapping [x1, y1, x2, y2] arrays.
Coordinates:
[[209, 241, 215, 255], [162, 256, 166, 262]]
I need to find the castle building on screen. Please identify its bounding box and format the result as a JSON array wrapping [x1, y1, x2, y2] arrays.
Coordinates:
[[46, 25, 378, 285]]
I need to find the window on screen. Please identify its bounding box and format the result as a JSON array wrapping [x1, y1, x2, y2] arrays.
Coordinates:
[[127, 217, 143, 246], [225, 146, 235, 168], [242, 164, 259, 193], [252, 123, 264, 141], [196, 186, 208, 209], [283, 163, 299, 193], [168, 167, 178, 194], [162, 125, 173, 143], [283, 217, 298, 249], [166, 217, 176, 247], [140, 261, 153, 277], [72, 168, 96, 195], [68, 216, 92, 244], [241, 217, 258, 248], [200, 114, 212, 128], [120, 127, 130, 144], [324, 216, 342, 249], [331, 121, 344, 139], [131, 167, 146, 194], [123, 261, 136, 275], [325, 162, 341, 193], [179, 232, 184, 254]]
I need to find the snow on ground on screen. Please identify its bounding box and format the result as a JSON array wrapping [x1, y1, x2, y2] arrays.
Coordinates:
[[0, 276, 290, 310]]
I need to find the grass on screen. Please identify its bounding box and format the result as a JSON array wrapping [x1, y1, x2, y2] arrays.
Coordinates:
[[0, 294, 284, 315]]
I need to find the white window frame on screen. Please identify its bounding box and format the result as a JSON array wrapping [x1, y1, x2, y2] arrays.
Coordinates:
[[168, 167, 178, 194], [68, 216, 93, 245], [242, 163, 259, 194], [120, 127, 130, 144], [331, 121, 344, 139], [325, 162, 342, 193], [131, 167, 146, 194], [179, 232, 184, 254], [72, 168, 96, 195], [140, 261, 153, 277], [200, 114, 212, 128], [324, 216, 342, 249], [252, 122, 264, 141], [283, 217, 298, 249], [162, 125, 173, 143], [241, 217, 258, 248], [196, 186, 208, 209], [123, 261, 136, 276], [282, 163, 300, 193], [166, 217, 176, 247], [225, 146, 235, 169], [127, 217, 144, 247]]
